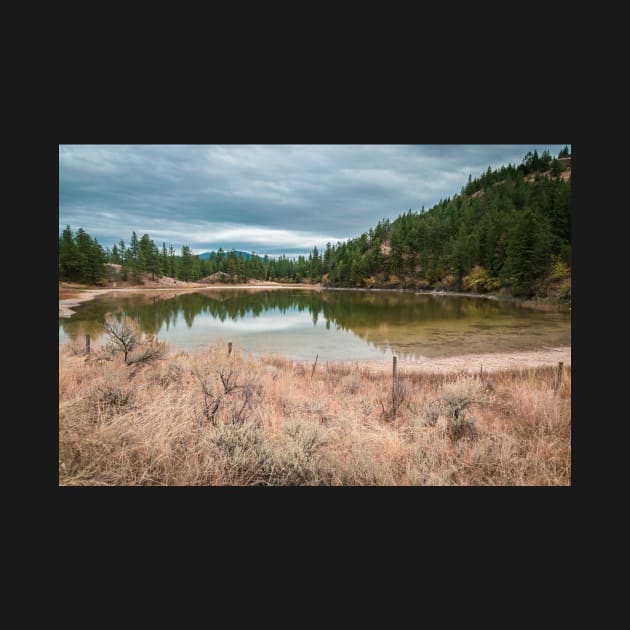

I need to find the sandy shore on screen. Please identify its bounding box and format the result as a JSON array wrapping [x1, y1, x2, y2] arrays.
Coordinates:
[[59, 290, 112, 317], [299, 347, 571, 374]]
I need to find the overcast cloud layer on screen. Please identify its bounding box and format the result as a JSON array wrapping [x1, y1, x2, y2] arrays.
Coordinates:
[[59, 144, 568, 257]]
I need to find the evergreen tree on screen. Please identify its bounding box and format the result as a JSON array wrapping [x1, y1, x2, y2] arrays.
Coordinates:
[[73, 228, 106, 284], [149, 241, 161, 280], [178, 245, 193, 281], [191, 253, 202, 281], [118, 240, 128, 280], [503, 209, 551, 294], [128, 231, 141, 282], [138, 234, 153, 274], [59, 225, 78, 280], [110, 244, 121, 264], [168, 244, 177, 278], [161, 242, 169, 276]]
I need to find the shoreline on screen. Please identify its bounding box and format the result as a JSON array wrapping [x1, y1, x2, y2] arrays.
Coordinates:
[[296, 346, 571, 374], [324, 286, 498, 300], [58, 283, 321, 317], [323, 286, 570, 309]]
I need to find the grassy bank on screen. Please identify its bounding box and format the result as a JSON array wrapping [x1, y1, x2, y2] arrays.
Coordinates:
[[59, 343, 570, 486]]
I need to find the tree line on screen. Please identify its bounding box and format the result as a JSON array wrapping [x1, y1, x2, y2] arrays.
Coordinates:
[[59, 146, 570, 297], [58, 226, 328, 285]]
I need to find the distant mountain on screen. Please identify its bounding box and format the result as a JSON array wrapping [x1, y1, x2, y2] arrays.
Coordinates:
[[197, 250, 255, 261]]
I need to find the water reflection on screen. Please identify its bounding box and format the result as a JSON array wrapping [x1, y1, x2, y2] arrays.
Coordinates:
[[59, 289, 570, 360]]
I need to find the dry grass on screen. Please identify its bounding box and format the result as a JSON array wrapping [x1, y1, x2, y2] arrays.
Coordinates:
[[59, 344, 571, 486]]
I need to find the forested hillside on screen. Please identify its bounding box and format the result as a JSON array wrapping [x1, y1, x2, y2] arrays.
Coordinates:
[[59, 147, 570, 298], [323, 147, 571, 298]]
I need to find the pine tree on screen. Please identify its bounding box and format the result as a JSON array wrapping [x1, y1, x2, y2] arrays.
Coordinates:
[[168, 244, 176, 278], [149, 241, 161, 280], [111, 244, 121, 264], [178, 245, 193, 281], [503, 208, 551, 295], [59, 225, 78, 280], [128, 231, 141, 282], [161, 242, 169, 276], [138, 234, 153, 274]]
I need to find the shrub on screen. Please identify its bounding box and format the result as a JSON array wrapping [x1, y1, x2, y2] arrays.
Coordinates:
[[126, 340, 166, 365], [462, 265, 501, 293], [421, 400, 443, 427], [193, 363, 264, 426], [420, 377, 492, 441], [439, 377, 492, 441], [548, 257, 570, 282], [103, 313, 141, 362], [87, 375, 134, 413], [205, 420, 330, 485]]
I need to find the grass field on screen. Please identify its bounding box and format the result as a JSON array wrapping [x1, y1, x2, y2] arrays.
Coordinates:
[[59, 342, 570, 486]]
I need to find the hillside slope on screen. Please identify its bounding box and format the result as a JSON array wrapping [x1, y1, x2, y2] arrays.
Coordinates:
[[323, 149, 571, 299]]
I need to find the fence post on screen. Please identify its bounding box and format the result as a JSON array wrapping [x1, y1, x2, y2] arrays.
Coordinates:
[[480, 364, 483, 380], [228, 341, 232, 356], [555, 361, 563, 391], [311, 354, 319, 378], [85, 334, 90, 354], [392, 355, 397, 381]]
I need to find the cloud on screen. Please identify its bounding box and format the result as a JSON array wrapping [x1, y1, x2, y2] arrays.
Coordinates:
[[59, 144, 569, 255]]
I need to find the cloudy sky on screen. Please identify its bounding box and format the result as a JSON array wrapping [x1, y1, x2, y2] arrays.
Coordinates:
[[59, 144, 569, 257]]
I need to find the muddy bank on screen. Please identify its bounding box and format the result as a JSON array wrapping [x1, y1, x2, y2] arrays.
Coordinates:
[[297, 347, 571, 375]]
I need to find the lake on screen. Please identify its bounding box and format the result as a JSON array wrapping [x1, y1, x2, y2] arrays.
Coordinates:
[[58, 288, 571, 361]]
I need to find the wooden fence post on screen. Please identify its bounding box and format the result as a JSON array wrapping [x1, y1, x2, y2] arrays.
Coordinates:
[[228, 341, 232, 356], [85, 334, 90, 354], [311, 354, 319, 378], [392, 355, 397, 381], [555, 361, 563, 391]]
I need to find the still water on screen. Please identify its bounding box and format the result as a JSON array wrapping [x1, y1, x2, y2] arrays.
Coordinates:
[[58, 289, 570, 361]]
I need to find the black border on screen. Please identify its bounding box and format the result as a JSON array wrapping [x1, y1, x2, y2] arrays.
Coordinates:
[[46, 93, 584, 560]]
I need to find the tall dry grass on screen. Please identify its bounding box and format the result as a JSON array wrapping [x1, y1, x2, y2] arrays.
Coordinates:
[[59, 344, 570, 486]]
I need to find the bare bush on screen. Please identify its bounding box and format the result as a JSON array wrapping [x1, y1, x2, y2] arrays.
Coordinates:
[[194, 364, 263, 426], [103, 313, 141, 363], [103, 313, 165, 365]]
